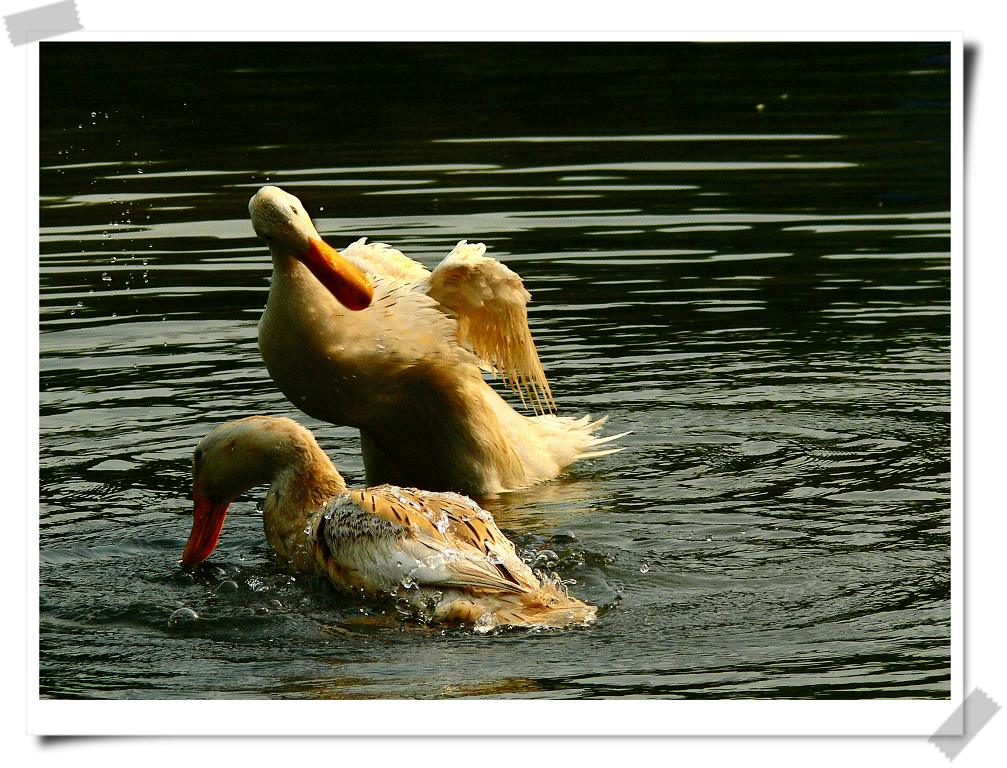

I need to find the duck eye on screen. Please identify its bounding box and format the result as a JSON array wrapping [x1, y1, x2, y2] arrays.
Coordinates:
[[290, 206, 299, 216]]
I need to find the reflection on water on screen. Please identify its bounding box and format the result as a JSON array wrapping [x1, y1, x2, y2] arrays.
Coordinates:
[[39, 41, 950, 699]]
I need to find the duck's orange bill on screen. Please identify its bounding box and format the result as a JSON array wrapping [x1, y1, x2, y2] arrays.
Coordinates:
[[181, 491, 230, 568], [301, 237, 373, 311]]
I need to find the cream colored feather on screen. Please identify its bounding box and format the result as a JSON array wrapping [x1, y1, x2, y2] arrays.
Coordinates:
[[251, 185, 624, 496], [426, 241, 557, 415], [190, 417, 597, 630], [341, 237, 432, 282]]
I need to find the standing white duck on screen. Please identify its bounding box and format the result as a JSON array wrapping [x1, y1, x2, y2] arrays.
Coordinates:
[[182, 416, 597, 630], [250, 185, 623, 496]]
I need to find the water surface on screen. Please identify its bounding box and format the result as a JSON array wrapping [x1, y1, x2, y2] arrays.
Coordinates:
[[39, 42, 951, 699]]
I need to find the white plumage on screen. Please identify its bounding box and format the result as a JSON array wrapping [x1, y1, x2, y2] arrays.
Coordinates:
[[250, 185, 625, 496]]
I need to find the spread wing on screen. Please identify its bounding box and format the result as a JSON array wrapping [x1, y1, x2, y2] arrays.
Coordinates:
[[425, 241, 557, 415], [329, 486, 539, 594]]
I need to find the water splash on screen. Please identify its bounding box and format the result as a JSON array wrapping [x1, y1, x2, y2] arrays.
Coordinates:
[[473, 612, 499, 634]]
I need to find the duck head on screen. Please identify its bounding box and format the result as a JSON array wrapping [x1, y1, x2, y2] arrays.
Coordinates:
[[249, 185, 373, 311], [182, 416, 308, 567]]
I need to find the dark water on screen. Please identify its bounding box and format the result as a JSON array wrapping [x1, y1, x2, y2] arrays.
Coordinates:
[[39, 42, 951, 699]]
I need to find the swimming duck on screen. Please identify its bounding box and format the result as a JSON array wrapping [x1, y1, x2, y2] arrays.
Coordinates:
[[250, 185, 624, 496], [182, 416, 597, 630]]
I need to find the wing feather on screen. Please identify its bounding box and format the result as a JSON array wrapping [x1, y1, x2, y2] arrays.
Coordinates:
[[340, 486, 539, 593], [341, 237, 431, 282], [425, 241, 557, 415]]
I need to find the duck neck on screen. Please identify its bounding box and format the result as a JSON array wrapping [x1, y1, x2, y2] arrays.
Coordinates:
[[271, 249, 344, 313], [262, 438, 346, 568]]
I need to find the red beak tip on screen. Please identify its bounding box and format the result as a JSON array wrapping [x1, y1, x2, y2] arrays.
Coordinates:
[[346, 295, 372, 311], [184, 498, 229, 570]]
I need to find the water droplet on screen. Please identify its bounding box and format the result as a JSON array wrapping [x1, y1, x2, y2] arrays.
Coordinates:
[[100, 272, 111, 283], [534, 550, 558, 566], [137, 168, 143, 174], [639, 563, 650, 574], [474, 612, 499, 634], [394, 597, 413, 616], [167, 607, 199, 627], [215, 580, 239, 594], [90, 111, 96, 118], [247, 576, 266, 592]]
